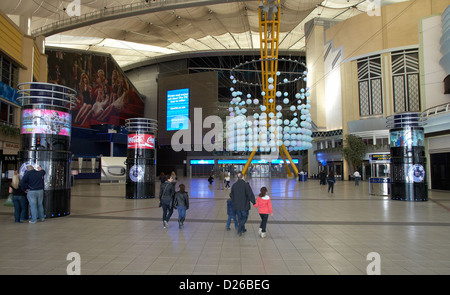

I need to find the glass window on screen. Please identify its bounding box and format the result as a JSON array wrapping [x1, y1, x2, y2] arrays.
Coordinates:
[[392, 49, 420, 112], [357, 55, 383, 116]]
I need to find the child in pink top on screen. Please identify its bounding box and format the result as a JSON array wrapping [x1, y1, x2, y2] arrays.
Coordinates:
[[254, 187, 273, 238]]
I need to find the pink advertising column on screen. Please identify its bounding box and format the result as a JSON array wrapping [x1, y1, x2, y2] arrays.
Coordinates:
[[125, 118, 158, 199]]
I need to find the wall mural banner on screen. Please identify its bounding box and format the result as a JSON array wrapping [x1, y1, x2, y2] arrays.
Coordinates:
[[46, 49, 144, 128]]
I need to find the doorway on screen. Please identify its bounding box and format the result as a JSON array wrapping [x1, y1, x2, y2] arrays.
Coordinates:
[[430, 153, 450, 190]]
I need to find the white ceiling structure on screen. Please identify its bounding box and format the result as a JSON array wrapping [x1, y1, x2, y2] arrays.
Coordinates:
[[1, 0, 409, 68]]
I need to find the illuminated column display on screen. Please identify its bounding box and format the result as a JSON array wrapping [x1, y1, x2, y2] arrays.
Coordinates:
[[387, 113, 427, 201], [17, 82, 77, 218], [125, 118, 158, 199]]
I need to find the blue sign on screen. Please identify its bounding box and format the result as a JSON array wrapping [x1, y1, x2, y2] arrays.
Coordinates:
[[0, 81, 19, 105], [369, 177, 391, 183], [190, 159, 214, 165], [217, 159, 299, 165], [167, 88, 189, 131]]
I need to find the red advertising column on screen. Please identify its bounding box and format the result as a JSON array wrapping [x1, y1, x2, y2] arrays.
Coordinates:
[[125, 118, 158, 199]]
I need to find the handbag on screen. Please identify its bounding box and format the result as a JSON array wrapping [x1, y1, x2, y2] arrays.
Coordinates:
[[159, 183, 169, 207], [4, 194, 14, 207]]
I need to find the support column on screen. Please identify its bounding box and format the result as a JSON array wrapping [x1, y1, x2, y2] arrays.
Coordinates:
[[17, 82, 76, 217], [387, 113, 427, 201], [125, 118, 158, 199]]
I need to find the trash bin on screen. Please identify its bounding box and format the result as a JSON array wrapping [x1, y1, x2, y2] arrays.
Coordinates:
[[299, 172, 308, 181]]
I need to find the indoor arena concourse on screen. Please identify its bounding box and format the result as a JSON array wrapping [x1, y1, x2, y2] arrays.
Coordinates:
[[0, 0, 450, 281]]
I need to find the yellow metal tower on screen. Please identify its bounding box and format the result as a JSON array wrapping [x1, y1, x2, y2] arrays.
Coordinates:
[[242, 0, 299, 178]]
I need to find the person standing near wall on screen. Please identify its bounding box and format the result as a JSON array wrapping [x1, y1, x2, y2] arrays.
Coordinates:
[[20, 165, 46, 223]]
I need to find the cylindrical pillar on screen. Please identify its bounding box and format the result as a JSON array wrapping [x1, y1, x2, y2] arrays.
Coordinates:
[[387, 113, 427, 201], [17, 82, 76, 217], [125, 118, 158, 199]]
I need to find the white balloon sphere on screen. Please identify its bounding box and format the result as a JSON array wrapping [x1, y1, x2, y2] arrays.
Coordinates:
[[283, 98, 289, 104], [253, 99, 259, 105], [268, 77, 274, 83], [276, 91, 282, 97], [268, 84, 274, 90]]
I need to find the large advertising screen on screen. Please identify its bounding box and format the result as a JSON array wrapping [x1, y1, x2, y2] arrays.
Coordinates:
[[166, 88, 189, 131], [21, 109, 71, 136], [390, 129, 424, 147]]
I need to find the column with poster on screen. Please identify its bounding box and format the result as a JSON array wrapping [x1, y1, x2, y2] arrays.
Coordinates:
[[17, 82, 76, 217], [125, 118, 158, 199], [387, 113, 427, 201]]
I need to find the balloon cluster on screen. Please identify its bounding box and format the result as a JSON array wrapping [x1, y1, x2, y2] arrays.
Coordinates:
[[226, 60, 313, 153]]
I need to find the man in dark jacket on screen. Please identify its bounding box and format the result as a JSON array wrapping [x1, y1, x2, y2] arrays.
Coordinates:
[[230, 172, 255, 236], [159, 175, 175, 228], [20, 165, 46, 223]]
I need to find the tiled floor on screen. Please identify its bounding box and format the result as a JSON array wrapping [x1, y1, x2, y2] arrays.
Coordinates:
[[1, 177, 449, 275]]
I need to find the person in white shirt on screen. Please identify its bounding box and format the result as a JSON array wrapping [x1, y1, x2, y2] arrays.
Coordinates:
[[353, 170, 361, 186]]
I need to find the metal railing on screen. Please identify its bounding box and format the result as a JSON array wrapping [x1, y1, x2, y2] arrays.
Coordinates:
[[32, 0, 255, 37], [421, 102, 450, 118], [17, 82, 77, 110]]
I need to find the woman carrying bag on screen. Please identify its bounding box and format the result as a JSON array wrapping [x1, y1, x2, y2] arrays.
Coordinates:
[[10, 171, 28, 222]]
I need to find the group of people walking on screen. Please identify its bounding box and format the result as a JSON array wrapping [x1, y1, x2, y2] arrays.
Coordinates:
[[159, 172, 189, 229], [227, 173, 273, 238], [160, 171, 273, 238], [8, 165, 46, 224]]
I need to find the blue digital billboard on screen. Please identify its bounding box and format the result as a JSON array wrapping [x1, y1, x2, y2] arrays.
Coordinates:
[[167, 88, 189, 131]]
